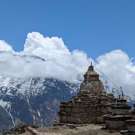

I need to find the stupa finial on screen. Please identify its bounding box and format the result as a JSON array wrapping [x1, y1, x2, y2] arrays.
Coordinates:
[[91, 61, 93, 66], [88, 61, 94, 71]]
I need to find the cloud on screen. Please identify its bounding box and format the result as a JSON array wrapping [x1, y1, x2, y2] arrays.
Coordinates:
[[0, 32, 134, 98], [0, 40, 14, 52], [0, 32, 90, 82], [96, 50, 135, 98]]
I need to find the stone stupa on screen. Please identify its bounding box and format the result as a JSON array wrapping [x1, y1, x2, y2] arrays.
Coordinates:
[[58, 63, 114, 124]]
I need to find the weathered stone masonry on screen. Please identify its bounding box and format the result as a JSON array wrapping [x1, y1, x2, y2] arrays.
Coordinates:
[[58, 64, 114, 124]]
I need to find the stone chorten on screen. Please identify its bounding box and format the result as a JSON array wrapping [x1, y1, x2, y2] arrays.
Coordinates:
[[104, 98, 132, 131], [58, 63, 114, 124], [120, 104, 135, 135]]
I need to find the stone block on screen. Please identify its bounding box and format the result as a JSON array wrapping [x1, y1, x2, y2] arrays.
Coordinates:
[[126, 120, 135, 132]]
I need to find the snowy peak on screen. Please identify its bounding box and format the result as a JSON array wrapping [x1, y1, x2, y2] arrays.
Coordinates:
[[0, 77, 79, 130]]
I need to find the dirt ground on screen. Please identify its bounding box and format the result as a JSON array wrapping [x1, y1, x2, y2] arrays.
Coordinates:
[[20, 124, 121, 135]]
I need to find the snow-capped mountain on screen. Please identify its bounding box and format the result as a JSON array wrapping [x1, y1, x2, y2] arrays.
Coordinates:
[[0, 77, 79, 130], [0, 36, 86, 131]]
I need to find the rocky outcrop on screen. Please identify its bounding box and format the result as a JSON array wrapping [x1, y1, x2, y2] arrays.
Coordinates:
[[0, 106, 13, 131]]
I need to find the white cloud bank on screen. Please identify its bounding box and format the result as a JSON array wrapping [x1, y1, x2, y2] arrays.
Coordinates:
[[0, 40, 14, 52], [0, 32, 135, 98], [96, 50, 135, 98], [0, 32, 90, 82]]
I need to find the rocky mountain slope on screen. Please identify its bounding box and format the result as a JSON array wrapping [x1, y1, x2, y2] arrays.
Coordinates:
[[0, 77, 79, 131]]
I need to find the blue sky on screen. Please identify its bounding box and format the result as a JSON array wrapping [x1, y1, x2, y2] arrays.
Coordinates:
[[0, 0, 134, 58]]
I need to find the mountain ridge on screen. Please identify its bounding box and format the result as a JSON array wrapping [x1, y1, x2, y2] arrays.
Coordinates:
[[0, 77, 79, 131]]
